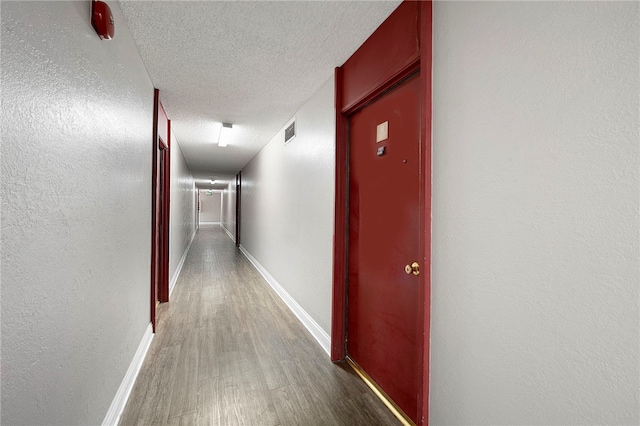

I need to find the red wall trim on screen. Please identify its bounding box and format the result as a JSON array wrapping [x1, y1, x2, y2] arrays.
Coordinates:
[[331, 66, 348, 361], [418, 2, 433, 424], [235, 171, 242, 247], [339, 1, 420, 114], [150, 89, 159, 331]]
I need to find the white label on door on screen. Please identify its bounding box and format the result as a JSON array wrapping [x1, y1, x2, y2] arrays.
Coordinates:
[[376, 121, 389, 143]]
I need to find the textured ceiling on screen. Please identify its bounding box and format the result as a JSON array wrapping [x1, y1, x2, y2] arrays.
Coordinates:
[[119, 0, 401, 189]]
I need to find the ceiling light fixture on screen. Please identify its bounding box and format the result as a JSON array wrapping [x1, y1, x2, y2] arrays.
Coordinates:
[[210, 179, 216, 184], [218, 123, 233, 147]]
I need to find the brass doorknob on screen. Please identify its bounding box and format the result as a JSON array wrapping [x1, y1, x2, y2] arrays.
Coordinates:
[[404, 262, 420, 276]]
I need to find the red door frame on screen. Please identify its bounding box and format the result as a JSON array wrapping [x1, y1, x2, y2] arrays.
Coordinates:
[[331, 1, 432, 424], [235, 171, 241, 247], [150, 88, 171, 331], [160, 128, 171, 303]]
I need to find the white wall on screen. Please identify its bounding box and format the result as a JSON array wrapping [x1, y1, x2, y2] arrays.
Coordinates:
[[199, 190, 222, 224], [221, 181, 236, 241], [170, 133, 197, 289], [1, 1, 154, 425], [430, 2, 639, 425], [240, 76, 335, 335]]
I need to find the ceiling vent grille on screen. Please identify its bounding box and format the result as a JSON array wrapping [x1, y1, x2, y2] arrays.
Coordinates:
[[284, 120, 296, 145]]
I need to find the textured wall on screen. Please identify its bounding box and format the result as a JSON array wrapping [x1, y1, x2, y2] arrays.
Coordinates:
[[1, 2, 154, 425], [199, 190, 222, 224], [240, 76, 335, 334], [430, 2, 639, 424], [170, 133, 197, 282], [221, 181, 236, 240]]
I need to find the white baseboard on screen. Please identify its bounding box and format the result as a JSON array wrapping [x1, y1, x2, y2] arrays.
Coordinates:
[[169, 230, 196, 297], [238, 245, 331, 356], [221, 224, 236, 243], [199, 221, 221, 225], [102, 323, 154, 426]]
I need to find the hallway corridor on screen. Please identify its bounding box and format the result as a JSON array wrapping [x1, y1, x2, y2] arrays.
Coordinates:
[[119, 226, 398, 426]]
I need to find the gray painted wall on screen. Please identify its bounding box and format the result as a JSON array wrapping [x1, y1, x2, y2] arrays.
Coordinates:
[[199, 190, 222, 224], [170, 133, 197, 285], [430, 2, 639, 424], [221, 181, 236, 241], [1, 1, 154, 424], [240, 77, 335, 334]]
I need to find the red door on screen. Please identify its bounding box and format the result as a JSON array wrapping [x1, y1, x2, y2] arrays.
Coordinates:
[[150, 89, 171, 331], [151, 140, 168, 328], [347, 74, 421, 423], [158, 143, 169, 302]]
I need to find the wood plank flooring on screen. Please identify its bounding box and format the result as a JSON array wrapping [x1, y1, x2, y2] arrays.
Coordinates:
[[119, 226, 399, 426]]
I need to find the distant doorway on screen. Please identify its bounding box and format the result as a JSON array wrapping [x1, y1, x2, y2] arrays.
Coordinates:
[[150, 89, 171, 331], [235, 172, 241, 247], [198, 189, 222, 226]]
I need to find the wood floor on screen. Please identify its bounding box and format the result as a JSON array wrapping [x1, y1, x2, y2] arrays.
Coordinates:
[[119, 226, 399, 426]]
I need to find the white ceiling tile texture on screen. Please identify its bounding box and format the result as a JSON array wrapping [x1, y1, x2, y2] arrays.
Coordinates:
[[119, 0, 401, 187]]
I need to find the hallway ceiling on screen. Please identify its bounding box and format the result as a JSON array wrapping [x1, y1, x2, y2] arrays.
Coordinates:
[[119, 1, 401, 190]]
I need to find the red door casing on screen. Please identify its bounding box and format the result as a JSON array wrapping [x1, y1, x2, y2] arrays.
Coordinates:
[[347, 74, 421, 422]]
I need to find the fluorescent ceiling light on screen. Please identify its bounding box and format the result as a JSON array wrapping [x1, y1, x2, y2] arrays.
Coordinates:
[[218, 123, 233, 147], [210, 179, 216, 184]]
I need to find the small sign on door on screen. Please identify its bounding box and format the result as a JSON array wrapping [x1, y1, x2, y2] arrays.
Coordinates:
[[376, 121, 388, 142]]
